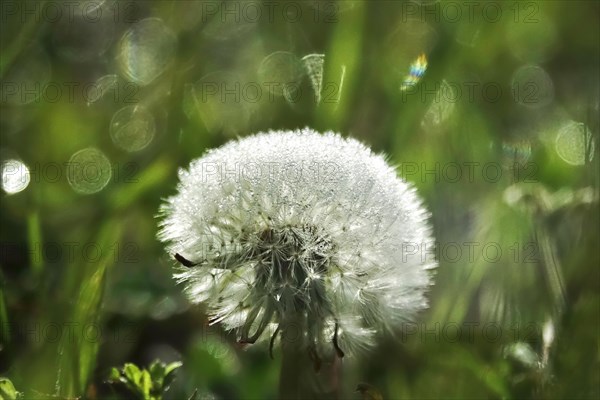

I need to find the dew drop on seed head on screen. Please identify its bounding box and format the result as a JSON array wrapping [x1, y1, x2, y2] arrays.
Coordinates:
[[67, 147, 112, 194], [110, 105, 156, 152]]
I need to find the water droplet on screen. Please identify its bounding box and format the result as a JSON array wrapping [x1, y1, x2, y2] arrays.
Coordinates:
[[554, 120, 595, 166], [110, 105, 155, 152], [258, 51, 305, 99], [117, 18, 176, 86], [302, 54, 325, 104], [421, 79, 456, 127], [0, 45, 51, 105], [511, 65, 554, 108], [67, 148, 112, 194], [1, 159, 30, 194]]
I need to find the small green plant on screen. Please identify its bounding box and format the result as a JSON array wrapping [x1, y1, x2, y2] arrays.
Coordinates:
[[107, 360, 182, 400], [0, 378, 21, 400]]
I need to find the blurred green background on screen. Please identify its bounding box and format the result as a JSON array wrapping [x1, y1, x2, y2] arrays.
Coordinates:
[[1, 1, 599, 399]]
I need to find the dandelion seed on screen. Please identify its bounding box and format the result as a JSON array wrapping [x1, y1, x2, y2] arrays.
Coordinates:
[[158, 128, 436, 357], [302, 54, 325, 104]]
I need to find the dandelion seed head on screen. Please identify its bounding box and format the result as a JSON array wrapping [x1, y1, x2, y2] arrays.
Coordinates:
[[158, 128, 436, 355]]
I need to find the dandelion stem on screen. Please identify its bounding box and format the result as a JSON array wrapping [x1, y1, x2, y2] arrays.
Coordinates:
[[278, 313, 308, 400], [278, 313, 341, 400]]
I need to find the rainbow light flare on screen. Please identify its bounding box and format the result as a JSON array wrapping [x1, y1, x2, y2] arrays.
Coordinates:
[[400, 53, 428, 91]]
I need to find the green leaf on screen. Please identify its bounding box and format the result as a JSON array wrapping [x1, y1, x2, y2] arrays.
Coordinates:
[[108, 367, 121, 382], [139, 370, 152, 398], [108, 361, 183, 400], [73, 263, 107, 393], [123, 363, 142, 386], [162, 361, 183, 389], [0, 378, 20, 400], [148, 361, 166, 384], [26, 211, 43, 276], [55, 260, 108, 397], [0, 271, 9, 346], [164, 361, 183, 376], [187, 389, 198, 400]]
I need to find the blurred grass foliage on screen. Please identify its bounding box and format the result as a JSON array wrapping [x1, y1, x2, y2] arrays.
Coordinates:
[[1, 0, 599, 399]]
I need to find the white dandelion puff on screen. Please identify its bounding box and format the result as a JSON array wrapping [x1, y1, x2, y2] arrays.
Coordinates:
[[158, 128, 436, 358]]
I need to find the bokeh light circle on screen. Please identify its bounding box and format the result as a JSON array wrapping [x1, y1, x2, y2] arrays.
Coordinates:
[[86, 74, 119, 105], [1, 159, 30, 194], [110, 105, 156, 152], [67, 148, 112, 194], [555, 120, 595, 166], [117, 18, 176, 86], [511, 65, 555, 108]]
